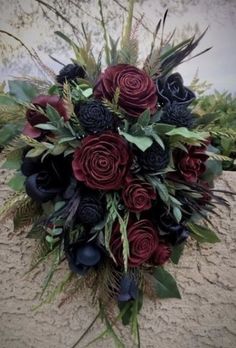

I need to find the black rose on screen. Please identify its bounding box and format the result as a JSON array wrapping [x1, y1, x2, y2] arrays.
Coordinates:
[[66, 243, 102, 275], [161, 102, 195, 129], [158, 211, 189, 245], [136, 142, 169, 173], [157, 73, 195, 106], [77, 192, 105, 225], [56, 64, 86, 84], [22, 154, 72, 203], [75, 100, 117, 134]]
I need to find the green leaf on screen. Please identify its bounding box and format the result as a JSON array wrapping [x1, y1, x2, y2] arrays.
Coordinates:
[[187, 222, 220, 243], [0, 94, 18, 105], [8, 173, 25, 191], [137, 109, 150, 127], [201, 158, 222, 183], [119, 130, 153, 152], [173, 206, 182, 223], [153, 267, 181, 299], [8, 80, 38, 102], [166, 127, 208, 140], [58, 136, 76, 144], [82, 87, 93, 98], [46, 105, 61, 123], [35, 123, 58, 131], [48, 85, 60, 95], [0, 124, 21, 146], [26, 147, 46, 158], [153, 123, 175, 135], [171, 243, 185, 264], [50, 143, 67, 155], [2, 145, 23, 170], [154, 180, 169, 204]]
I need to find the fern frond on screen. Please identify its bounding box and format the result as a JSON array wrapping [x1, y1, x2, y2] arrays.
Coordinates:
[[13, 199, 42, 231], [2, 136, 26, 164], [206, 152, 231, 162], [209, 128, 236, 140], [0, 192, 28, 222], [0, 104, 25, 125]]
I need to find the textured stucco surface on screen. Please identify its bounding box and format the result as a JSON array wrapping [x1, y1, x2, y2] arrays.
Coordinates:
[[0, 169, 236, 348]]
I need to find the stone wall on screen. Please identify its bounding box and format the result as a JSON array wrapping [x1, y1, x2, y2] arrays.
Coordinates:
[[0, 169, 236, 348]]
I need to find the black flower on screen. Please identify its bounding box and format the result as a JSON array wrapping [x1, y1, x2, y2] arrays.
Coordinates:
[[136, 142, 169, 173], [75, 100, 116, 134], [77, 192, 105, 225], [22, 154, 72, 203], [56, 64, 86, 84], [157, 73, 195, 106], [67, 243, 102, 275], [158, 212, 189, 245], [161, 102, 195, 128], [118, 273, 138, 302]]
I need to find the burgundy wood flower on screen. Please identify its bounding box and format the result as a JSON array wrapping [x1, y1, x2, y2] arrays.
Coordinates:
[[93, 64, 157, 117], [72, 132, 131, 190]]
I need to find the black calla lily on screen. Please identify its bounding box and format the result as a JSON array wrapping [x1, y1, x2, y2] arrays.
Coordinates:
[[25, 172, 63, 203], [67, 243, 102, 275], [118, 273, 138, 302], [21, 154, 72, 203]]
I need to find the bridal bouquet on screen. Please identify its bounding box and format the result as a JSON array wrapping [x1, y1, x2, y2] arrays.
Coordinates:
[[0, 1, 227, 346]]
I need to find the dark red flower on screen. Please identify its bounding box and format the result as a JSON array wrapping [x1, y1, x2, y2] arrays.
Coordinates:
[[25, 95, 69, 137], [152, 243, 171, 266], [122, 177, 156, 213], [72, 132, 130, 190], [176, 145, 208, 183], [93, 64, 157, 117], [110, 219, 159, 267]]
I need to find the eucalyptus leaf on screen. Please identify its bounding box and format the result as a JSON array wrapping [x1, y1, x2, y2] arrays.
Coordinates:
[[46, 105, 61, 123], [0, 94, 18, 105], [8, 80, 38, 102], [173, 206, 182, 223], [0, 124, 21, 146], [171, 243, 185, 264], [187, 222, 220, 243], [166, 127, 208, 140], [35, 123, 58, 131], [119, 130, 153, 152], [137, 109, 150, 127], [153, 267, 181, 299], [8, 173, 25, 191], [26, 147, 46, 158]]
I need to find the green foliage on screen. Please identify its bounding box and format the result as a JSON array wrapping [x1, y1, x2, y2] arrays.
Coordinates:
[[8, 80, 39, 102], [171, 243, 185, 264], [118, 291, 143, 346], [0, 192, 29, 223], [8, 173, 25, 192], [187, 222, 220, 243], [55, 31, 101, 83], [119, 130, 153, 152], [152, 267, 181, 299], [194, 91, 236, 170], [0, 84, 26, 148], [144, 13, 210, 77], [105, 193, 130, 271]]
